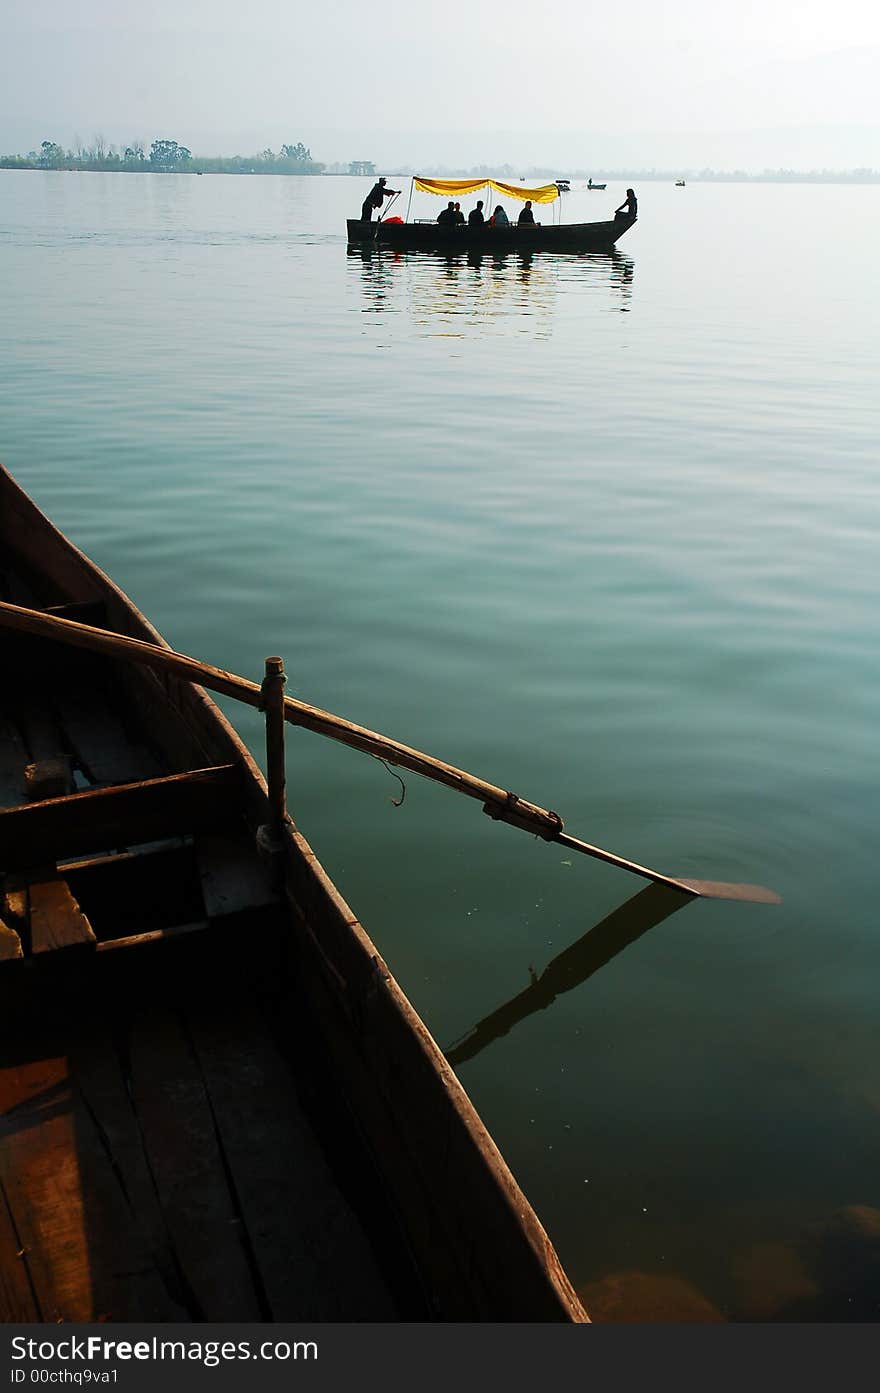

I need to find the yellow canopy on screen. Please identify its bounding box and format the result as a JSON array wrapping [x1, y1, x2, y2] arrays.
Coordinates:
[[414, 176, 559, 205]]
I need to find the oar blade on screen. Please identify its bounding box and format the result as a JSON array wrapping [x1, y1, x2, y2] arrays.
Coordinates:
[[674, 879, 782, 905]]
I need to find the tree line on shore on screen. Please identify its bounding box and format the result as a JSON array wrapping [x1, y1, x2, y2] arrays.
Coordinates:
[[3, 141, 878, 184], [0, 138, 324, 174]]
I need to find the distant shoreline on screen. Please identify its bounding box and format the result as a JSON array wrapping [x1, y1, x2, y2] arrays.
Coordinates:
[[2, 164, 879, 185], [1, 161, 880, 186]]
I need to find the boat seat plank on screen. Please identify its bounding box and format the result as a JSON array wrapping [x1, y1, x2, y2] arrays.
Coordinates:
[[0, 765, 240, 872], [186, 996, 397, 1320], [126, 1007, 263, 1320], [59, 837, 192, 871], [29, 874, 96, 954], [95, 920, 210, 953], [0, 1046, 179, 1321], [196, 831, 278, 918]]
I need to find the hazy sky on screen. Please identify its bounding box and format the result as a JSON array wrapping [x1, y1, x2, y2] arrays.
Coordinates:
[[3, 0, 879, 168]]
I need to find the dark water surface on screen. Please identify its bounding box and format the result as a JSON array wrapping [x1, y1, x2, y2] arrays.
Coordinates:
[[2, 171, 879, 1320]]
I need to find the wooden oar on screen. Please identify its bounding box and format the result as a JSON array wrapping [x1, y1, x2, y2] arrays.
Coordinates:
[[481, 784, 781, 902], [556, 831, 781, 904], [0, 599, 781, 904]]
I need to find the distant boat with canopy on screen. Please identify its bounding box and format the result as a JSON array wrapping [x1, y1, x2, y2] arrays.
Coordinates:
[[347, 176, 637, 253]]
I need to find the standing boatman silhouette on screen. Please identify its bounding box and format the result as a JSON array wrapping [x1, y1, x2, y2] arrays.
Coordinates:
[[360, 177, 401, 222]]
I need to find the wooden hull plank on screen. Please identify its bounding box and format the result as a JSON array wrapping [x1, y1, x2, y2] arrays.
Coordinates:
[[0, 1176, 40, 1321], [20, 709, 66, 765], [186, 994, 397, 1319], [125, 1006, 263, 1320], [67, 1025, 191, 1321], [54, 686, 164, 787], [0, 1044, 179, 1321]]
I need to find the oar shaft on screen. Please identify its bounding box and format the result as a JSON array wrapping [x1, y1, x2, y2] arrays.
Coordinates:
[[0, 599, 781, 905], [555, 830, 698, 895], [0, 600, 557, 834], [553, 832, 781, 903]]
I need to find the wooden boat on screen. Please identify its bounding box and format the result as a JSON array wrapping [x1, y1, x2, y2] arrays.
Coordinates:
[[675, 180, 686, 187], [554, 179, 570, 192], [0, 463, 587, 1324], [348, 175, 635, 253], [586, 180, 606, 190], [347, 215, 635, 253]]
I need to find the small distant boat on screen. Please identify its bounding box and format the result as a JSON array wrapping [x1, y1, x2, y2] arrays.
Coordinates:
[[675, 179, 686, 187], [587, 179, 606, 190], [554, 179, 570, 192]]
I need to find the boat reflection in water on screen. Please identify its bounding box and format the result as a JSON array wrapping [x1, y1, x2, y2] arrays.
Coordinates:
[[446, 883, 692, 1068], [348, 244, 635, 336]]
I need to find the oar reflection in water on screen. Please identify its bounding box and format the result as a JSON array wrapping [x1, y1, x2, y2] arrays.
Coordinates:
[[446, 882, 692, 1068]]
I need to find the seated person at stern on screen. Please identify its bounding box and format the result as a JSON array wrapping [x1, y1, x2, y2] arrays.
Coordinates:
[[517, 200, 535, 225], [360, 177, 400, 222], [468, 200, 485, 226], [437, 201, 457, 225], [614, 188, 638, 219], [489, 205, 510, 227]]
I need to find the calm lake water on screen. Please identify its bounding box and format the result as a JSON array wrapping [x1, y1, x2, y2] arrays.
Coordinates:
[[2, 170, 879, 1321]]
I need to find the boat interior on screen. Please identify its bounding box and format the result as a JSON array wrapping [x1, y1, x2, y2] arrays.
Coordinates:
[[0, 542, 411, 1322]]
